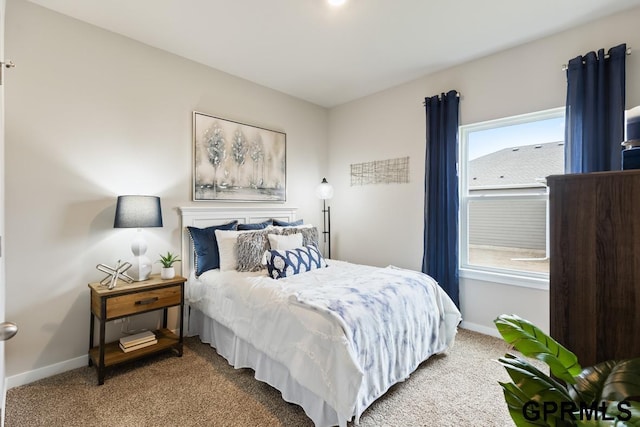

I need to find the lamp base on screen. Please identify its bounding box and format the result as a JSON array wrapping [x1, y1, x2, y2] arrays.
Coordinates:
[[129, 229, 151, 281], [129, 255, 152, 281]]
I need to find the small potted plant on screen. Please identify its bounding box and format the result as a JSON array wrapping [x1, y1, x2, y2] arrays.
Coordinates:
[[158, 252, 181, 279]]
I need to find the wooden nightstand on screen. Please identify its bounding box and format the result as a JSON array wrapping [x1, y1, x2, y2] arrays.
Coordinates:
[[88, 274, 186, 385]]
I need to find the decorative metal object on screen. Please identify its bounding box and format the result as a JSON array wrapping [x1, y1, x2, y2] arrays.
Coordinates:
[[96, 260, 134, 289]]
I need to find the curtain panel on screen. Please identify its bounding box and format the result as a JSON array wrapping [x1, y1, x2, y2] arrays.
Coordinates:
[[422, 90, 460, 308], [565, 43, 626, 173]]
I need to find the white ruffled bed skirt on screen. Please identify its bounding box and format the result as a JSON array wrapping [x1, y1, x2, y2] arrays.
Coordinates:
[[188, 308, 347, 427]]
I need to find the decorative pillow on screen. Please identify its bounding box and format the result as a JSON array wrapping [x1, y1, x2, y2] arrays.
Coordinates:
[[266, 245, 328, 280], [187, 221, 238, 276], [214, 229, 252, 271], [237, 229, 273, 272], [281, 226, 319, 248], [272, 218, 304, 227], [268, 233, 303, 250], [238, 220, 273, 230]]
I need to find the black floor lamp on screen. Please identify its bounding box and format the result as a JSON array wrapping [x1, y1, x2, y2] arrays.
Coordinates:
[[316, 178, 334, 259]]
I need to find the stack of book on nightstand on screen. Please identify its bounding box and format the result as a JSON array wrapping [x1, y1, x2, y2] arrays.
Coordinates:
[[119, 331, 158, 353]]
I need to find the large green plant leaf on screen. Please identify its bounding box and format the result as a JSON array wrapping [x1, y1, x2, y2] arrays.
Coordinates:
[[499, 381, 549, 426], [572, 359, 640, 405], [498, 354, 575, 426], [495, 314, 582, 383], [498, 354, 574, 402]]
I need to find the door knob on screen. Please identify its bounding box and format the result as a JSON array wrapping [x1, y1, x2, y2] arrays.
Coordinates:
[[0, 321, 18, 341]]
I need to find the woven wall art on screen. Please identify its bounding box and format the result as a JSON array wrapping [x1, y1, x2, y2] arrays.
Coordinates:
[[350, 156, 409, 186]]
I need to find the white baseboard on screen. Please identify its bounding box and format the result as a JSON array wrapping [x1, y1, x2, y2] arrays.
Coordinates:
[[6, 355, 87, 389], [460, 320, 501, 338]]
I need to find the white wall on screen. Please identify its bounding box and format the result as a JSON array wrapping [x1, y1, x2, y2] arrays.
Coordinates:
[[4, 0, 328, 380], [328, 7, 640, 335]]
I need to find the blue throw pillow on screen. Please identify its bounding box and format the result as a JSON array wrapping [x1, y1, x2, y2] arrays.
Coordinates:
[[272, 218, 304, 227], [187, 221, 238, 276], [266, 245, 327, 280], [237, 220, 273, 230]]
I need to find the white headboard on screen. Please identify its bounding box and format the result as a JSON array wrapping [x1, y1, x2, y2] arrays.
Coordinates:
[[178, 206, 298, 277]]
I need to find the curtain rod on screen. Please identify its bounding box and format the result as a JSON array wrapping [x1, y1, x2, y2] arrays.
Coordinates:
[[422, 92, 461, 106], [561, 47, 632, 71]]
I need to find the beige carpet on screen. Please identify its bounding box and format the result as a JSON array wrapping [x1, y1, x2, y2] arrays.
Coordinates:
[[5, 329, 517, 426]]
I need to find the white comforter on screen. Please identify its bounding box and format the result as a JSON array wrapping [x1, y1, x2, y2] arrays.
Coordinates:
[[186, 260, 461, 425]]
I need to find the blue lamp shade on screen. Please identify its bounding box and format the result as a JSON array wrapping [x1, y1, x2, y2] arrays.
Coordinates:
[[114, 195, 163, 228]]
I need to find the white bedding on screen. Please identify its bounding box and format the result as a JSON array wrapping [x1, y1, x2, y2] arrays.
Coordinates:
[[186, 260, 461, 426]]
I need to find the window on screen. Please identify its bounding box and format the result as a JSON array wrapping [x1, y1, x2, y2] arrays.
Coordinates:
[[459, 108, 565, 285]]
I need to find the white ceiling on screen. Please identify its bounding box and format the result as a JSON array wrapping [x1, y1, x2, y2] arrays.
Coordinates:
[[26, 0, 640, 107]]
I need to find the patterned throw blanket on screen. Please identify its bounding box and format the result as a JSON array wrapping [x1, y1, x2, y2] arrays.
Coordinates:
[[289, 266, 456, 421]]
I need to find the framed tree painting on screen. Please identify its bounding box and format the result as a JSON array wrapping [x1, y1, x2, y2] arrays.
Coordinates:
[[193, 111, 286, 202]]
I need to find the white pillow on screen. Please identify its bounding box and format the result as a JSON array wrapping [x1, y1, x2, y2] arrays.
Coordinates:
[[215, 229, 252, 271], [268, 233, 303, 250]]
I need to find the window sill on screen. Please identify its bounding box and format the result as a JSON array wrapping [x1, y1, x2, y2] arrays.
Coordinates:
[[459, 267, 549, 291]]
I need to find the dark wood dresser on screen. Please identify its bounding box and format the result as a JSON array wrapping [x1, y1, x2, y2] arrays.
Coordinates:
[[548, 170, 640, 367]]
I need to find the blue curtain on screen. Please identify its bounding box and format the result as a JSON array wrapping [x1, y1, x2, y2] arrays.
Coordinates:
[[565, 43, 626, 173], [422, 90, 460, 308]]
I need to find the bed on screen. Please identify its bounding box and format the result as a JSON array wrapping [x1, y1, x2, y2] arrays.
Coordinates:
[[179, 206, 461, 427]]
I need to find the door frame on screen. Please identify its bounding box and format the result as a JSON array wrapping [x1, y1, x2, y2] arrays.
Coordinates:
[[0, 0, 8, 425]]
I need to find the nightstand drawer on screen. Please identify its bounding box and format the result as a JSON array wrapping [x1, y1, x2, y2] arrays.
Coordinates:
[[106, 285, 181, 319]]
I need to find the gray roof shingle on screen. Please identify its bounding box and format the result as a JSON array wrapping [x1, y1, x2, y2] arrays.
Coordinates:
[[468, 142, 564, 188]]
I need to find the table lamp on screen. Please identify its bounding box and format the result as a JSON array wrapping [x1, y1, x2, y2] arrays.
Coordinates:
[[114, 195, 163, 281]]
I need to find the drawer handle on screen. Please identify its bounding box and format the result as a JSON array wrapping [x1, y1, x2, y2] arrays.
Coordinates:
[[135, 297, 159, 306]]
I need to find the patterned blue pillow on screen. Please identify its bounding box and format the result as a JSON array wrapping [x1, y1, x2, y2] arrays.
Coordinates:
[[266, 245, 327, 279], [187, 221, 238, 276]]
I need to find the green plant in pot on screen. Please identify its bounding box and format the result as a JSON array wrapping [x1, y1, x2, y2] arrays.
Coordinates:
[[494, 314, 640, 426], [158, 252, 180, 280]]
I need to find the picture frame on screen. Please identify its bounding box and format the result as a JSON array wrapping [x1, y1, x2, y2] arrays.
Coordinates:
[[192, 111, 286, 202]]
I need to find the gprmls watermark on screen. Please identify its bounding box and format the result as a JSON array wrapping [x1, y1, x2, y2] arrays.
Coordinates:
[[523, 400, 632, 422]]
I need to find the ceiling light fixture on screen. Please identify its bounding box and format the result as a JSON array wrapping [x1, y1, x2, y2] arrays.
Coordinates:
[[328, 0, 346, 6]]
